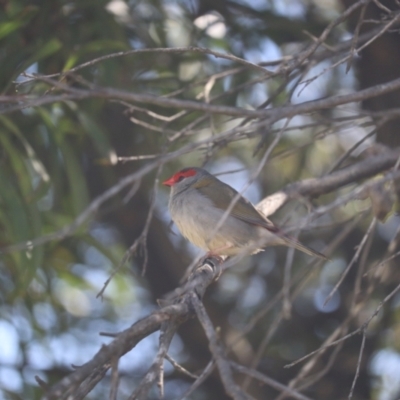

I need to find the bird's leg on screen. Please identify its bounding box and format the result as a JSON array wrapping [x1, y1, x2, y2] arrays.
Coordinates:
[[202, 244, 233, 280], [204, 242, 235, 262], [201, 253, 225, 281], [203, 252, 225, 265]]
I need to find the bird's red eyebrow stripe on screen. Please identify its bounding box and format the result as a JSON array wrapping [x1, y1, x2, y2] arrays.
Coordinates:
[[179, 169, 197, 178], [162, 168, 197, 186]]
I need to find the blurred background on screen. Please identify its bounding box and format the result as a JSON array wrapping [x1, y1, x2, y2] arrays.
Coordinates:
[[1, 0, 400, 399]]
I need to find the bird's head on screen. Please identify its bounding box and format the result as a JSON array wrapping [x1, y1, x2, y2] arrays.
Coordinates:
[[162, 167, 207, 191]]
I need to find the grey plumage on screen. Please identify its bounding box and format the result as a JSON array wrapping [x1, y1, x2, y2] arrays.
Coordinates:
[[164, 167, 327, 259]]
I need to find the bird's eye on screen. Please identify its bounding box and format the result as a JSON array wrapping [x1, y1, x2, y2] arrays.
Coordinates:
[[177, 175, 185, 182]]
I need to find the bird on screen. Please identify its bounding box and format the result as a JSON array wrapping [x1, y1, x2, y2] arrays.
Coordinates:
[[163, 167, 327, 260]]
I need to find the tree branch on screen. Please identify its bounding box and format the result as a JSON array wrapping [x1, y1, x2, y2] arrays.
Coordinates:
[[4, 75, 400, 119], [257, 148, 400, 216], [190, 293, 251, 400], [43, 257, 221, 400]]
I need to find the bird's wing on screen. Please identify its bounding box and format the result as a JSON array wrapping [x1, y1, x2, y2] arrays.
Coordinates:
[[194, 176, 279, 233]]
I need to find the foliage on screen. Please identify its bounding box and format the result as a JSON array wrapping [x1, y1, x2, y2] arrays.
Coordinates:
[[1, 0, 400, 399]]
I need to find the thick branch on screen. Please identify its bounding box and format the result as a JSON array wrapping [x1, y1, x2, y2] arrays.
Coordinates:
[[43, 304, 186, 400], [3, 76, 400, 118], [43, 258, 221, 400], [129, 321, 178, 400], [285, 150, 400, 198], [257, 148, 400, 216], [191, 293, 250, 400]]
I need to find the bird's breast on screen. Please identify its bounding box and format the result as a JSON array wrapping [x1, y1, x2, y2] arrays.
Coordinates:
[[169, 188, 266, 254], [169, 189, 215, 250]]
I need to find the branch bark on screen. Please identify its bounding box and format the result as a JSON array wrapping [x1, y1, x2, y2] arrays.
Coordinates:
[[42, 258, 221, 400], [4, 75, 400, 119], [257, 148, 400, 217]]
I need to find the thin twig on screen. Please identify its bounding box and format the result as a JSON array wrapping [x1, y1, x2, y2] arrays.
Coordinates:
[[176, 361, 215, 400], [165, 354, 199, 379], [232, 362, 314, 400], [190, 293, 250, 400], [348, 330, 367, 399], [109, 358, 119, 400], [324, 217, 377, 306]]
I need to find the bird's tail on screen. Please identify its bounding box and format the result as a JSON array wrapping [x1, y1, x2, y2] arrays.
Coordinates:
[[282, 236, 328, 260]]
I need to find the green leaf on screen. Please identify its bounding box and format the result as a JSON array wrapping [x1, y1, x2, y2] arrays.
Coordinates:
[[31, 38, 63, 62], [62, 54, 79, 72], [0, 5, 38, 40], [0, 20, 24, 40], [59, 139, 90, 215], [77, 111, 112, 156]]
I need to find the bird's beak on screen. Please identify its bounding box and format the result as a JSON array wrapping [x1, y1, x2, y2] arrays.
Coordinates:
[[162, 176, 175, 186]]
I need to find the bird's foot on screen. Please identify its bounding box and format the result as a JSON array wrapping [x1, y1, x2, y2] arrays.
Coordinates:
[[203, 252, 224, 265], [202, 253, 226, 280]]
